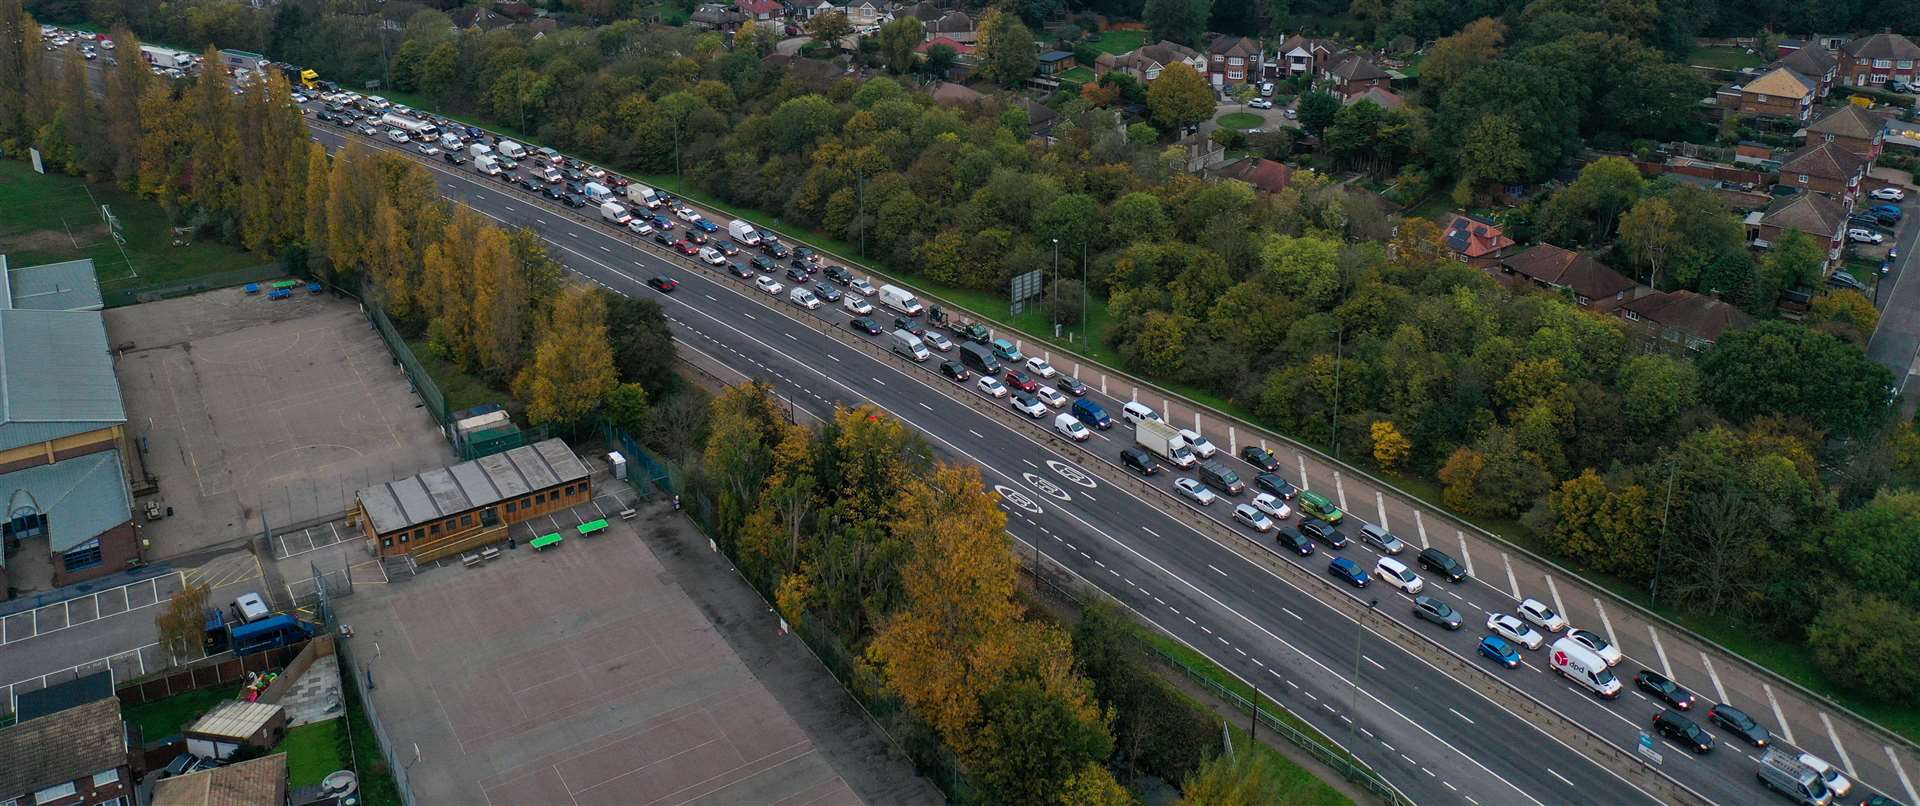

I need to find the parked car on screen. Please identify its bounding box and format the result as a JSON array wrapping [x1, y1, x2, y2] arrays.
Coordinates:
[[1849, 227, 1885, 244], [1871, 187, 1907, 201], [1635, 669, 1695, 709], [1248, 97, 1273, 109]]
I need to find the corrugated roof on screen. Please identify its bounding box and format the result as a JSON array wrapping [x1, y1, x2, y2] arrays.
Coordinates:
[[186, 700, 282, 741], [1, 450, 132, 553], [152, 753, 289, 806], [356, 438, 589, 535], [0, 698, 126, 797], [0, 307, 125, 452], [8, 258, 103, 311]]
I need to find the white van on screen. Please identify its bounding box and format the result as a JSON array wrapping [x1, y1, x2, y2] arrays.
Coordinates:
[[438, 132, 462, 151], [1055, 413, 1091, 441], [234, 592, 271, 623], [1121, 401, 1159, 426], [495, 139, 528, 160], [878, 284, 923, 315], [582, 182, 614, 205], [890, 329, 928, 361], [1374, 557, 1424, 594], [474, 155, 501, 176], [789, 287, 820, 309], [1548, 637, 1622, 699]]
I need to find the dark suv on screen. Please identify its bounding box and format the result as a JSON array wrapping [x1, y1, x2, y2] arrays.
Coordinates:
[[1273, 526, 1315, 556], [1120, 447, 1159, 475], [824, 265, 852, 285], [1417, 547, 1468, 583], [1652, 710, 1713, 754], [1299, 518, 1348, 549], [1241, 445, 1280, 472]]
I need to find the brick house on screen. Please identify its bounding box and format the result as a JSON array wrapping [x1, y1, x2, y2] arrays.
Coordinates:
[[1776, 142, 1868, 203], [1441, 214, 1516, 267], [843, 0, 888, 27], [1218, 157, 1294, 194], [1093, 40, 1205, 84], [1496, 244, 1647, 312], [1772, 45, 1838, 97], [1320, 54, 1390, 100], [1208, 35, 1259, 88], [1273, 34, 1340, 78], [1840, 31, 1920, 88], [1805, 104, 1886, 161], [1751, 192, 1849, 268], [0, 699, 133, 806], [1618, 290, 1753, 352], [1736, 67, 1815, 121], [735, 0, 784, 30]]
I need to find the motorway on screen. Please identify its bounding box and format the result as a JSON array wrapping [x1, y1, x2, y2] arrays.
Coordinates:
[[306, 114, 1913, 806]]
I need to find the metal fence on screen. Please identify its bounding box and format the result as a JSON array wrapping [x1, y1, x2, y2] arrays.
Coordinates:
[[337, 634, 414, 806], [100, 263, 288, 307], [366, 304, 451, 432]]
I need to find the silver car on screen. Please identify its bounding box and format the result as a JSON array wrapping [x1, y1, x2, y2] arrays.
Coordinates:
[[1413, 595, 1462, 630], [1359, 523, 1406, 554]]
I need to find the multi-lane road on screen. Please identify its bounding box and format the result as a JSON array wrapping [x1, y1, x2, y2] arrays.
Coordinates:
[[303, 109, 1920, 806]]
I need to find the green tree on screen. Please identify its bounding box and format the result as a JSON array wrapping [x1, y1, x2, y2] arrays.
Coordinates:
[[1143, 0, 1212, 46], [1809, 290, 1880, 345], [770, 95, 837, 153], [1421, 17, 1506, 97], [1618, 354, 1699, 434], [1295, 90, 1339, 138], [1701, 321, 1893, 438], [1178, 751, 1294, 805], [418, 41, 458, 102], [1146, 62, 1215, 132], [606, 294, 677, 394], [922, 43, 959, 77], [805, 10, 853, 50], [1035, 193, 1101, 250], [1809, 595, 1920, 703], [1108, 192, 1172, 243], [1542, 156, 1643, 243], [1823, 490, 1920, 607], [875, 16, 924, 74], [1618, 197, 1679, 287], [1750, 230, 1826, 312], [1126, 311, 1190, 377], [971, 678, 1117, 803], [978, 10, 1039, 87], [605, 383, 652, 436], [514, 285, 618, 426]]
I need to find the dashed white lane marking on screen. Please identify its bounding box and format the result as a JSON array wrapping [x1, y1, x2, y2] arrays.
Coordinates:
[[704, 294, 717, 301], [1449, 708, 1475, 724], [1700, 652, 1728, 706], [1303, 691, 1316, 701], [786, 333, 797, 341], [1547, 769, 1574, 787], [870, 377, 885, 386], [600, 245, 610, 252], [1445, 781, 1459, 792], [1886, 745, 1920, 806], [1820, 712, 1856, 775], [1022, 459, 1038, 468], [1648, 625, 1674, 677], [1208, 564, 1227, 577], [1281, 607, 1303, 621], [1142, 526, 1158, 538], [827, 354, 840, 362], [1764, 684, 1795, 745], [968, 429, 984, 439], [1364, 656, 1385, 671], [1184, 616, 1196, 624]]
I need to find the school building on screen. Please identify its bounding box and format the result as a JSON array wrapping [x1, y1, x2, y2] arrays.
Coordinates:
[[350, 438, 592, 562]]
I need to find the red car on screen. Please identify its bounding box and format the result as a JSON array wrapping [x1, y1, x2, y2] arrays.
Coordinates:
[[647, 275, 678, 292], [1003, 369, 1038, 393], [674, 240, 700, 256]]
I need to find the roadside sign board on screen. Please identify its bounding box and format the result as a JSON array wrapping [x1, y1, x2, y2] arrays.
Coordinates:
[[1638, 731, 1663, 765]]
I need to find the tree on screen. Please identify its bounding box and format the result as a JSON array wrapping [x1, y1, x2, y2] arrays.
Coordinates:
[[605, 383, 652, 436], [1422, 17, 1506, 97], [922, 43, 959, 77], [1125, 311, 1189, 377], [154, 582, 212, 662], [1618, 198, 1679, 287], [977, 10, 1039, 87], [806, 10, 853, 50], [606, 295, 677, 393], [1144, 0, 1212, 46], [875, 16, 924, 74], [1295, 90, 1339, 138], [1809, 595, 1920, 702], [1144, 63, 1214, 133], [770, 95, 837, 153], [1179, 751, 1293, 805], [0, 0, 48, 144], [514, 285, 618, 427], [103, 27, 148, 189], [1700, 320, 1893, 438], [1751, 230, 1826, 312], [1438, 446, 1486, 513], [1809, 290, 1880, 345], [1618, 354, 1698, 434], [1543, 156, 1643, 243], [1371, 420, 1413, 471], [1108, 193, 1172, 243]]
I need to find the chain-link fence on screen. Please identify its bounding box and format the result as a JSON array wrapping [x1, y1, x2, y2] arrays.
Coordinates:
[[100, 263, 292, 307], [337, 634, 415, 806], [366, 305, 450, 432]]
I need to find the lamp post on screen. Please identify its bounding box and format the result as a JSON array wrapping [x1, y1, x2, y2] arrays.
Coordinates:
[[1649, 461, 1677, 604], [1050, 238, 1060, 332]]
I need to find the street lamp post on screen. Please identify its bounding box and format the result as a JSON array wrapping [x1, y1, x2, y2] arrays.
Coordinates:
[[1050, 238, 1060, 332], [1650, 461, 1677, 604]]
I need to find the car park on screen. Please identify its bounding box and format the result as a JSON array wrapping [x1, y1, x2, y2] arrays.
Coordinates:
[[1635, 669, 1695, 709], [978, 375, 1008, 397], [1565, 628, 1622, 666], [1706, 703, 1770, 747], [1273, 526, 1315, 556], [1417, 548, 1469, 583], [1026, 357, 1058, 377], [1254, 473, 1298, 499], [1358, 523, 1405, 554], [812, 283, 842, 303], [1010, 393, 1047, 418], [1241, 445, 1281, 472], [1232, 503, 1274, 532], [1872, 203, 1903, 219], [1479, 635, 1522, 668], [647, 275, 678, 293], [923, 331, 953, 352], [754, 276, 783, 295], [1056, 414, 1091, 441], [1251, 493, 1290, 520], [1413, 595, 1462, 630], [1487, 613, 1544, 650], [1518, 598, 1567, 632], [1653, 710, 1713, 753], [1057, 375, 1087, 396], [1328, 556, 1369, 587], [1849, 228, 1885, 244], [1374, 557, 1423, 594], [1298, 518, 1348, 549], [1034, 386, 1067, 408], [849, 316, 883, 335], [1120, 446, 1160, 475], [1175, 477, 1217, 506], [940, 360, 970, 382], [844, 296, 874, 315]]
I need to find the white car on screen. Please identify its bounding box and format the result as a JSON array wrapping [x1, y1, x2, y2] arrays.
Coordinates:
[[1178, 429, 1217, 458], [1848, 227, 1885, 244], [923, 331, 953, 352], [584, 165, 607, 179], [1517, 598, 1567, 633], [1175, 477, 1218, 506], [1798, 754, 1852, 797], [844, 296, 873, 315], [1871, 187, 1906, 201], [675, 205, 699, 222], [1026, 357, 1058, 378], [1035, 386, 1067, 408], [1251, 493, 1291, 520], [754, 276, 783, 295], [627, 221, 654, 236], [1056, 413, 1091, 441], [978, 376, 1008, 398], [1232, 503, 1274, 532], [1375, 557, 1424, 594], [851, 278, 877, 296], [415, 143, 439, 156], [701, 249, 727, 265], [386, 129, 409, 144], [1248, 97, 1273, 109], [1010, 393, 1047, 418], [1565, 628, 1622, 666], [1487, 613, 1545, 650]]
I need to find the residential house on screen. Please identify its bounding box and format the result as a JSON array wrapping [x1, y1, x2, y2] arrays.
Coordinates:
[[1776, 141, 1868, 203], [1344, 86, 1403, 110], [1780, 35, 1852, 55], [494, 1, 537, 22], [843, 0, 888, 27], [1017, 97, 1058, 138], [1320, 54, 1390, 100], [1751, 192, 1848, 268], [152, 753, 289, 806], [917, 35, 973, 56], [798, 0, 840, 19], [449, 6, 509, 32], [1496, 244, 1645, 312], [690, 3, 745, 30], [1218, 157, 1294, 194], [1840, 31, 1920, 87], [1274, 34, 1339, 78], [899, 0, 941, 22], [930, 80, 987, 108], [736, 0, 784, 30], [1208, 35, 1259, 87], [1805, 103, 1886, 161], [928, 11, 973, 42], [1037, 50, 1076, 77], [1735, 67, 1815, 121], [1618, 290, 1753, 351], [0, 698, 132, 806], [1772, 45, 1838, 97], [524, 17, 558, 37], [1176, 130, 1225, 172], [1441, 213, 1516, 267], [1092, 40, 1205, 84]]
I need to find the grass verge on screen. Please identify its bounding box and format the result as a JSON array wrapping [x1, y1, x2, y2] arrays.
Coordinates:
[[340, 674, 405, 806], [277, 719, 348, 787], [1221, 721, 1356, 806], [121, 686, 242, 741], [404, 336, 511, 414]]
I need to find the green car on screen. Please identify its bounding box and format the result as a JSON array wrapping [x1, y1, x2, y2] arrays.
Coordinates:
[[1298, 490, 1344, 524]]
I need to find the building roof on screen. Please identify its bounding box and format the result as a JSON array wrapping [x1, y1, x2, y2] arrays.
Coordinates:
[[1779, 141, 1867, 180], [736, 0, 782, 14], [1276, 34, 1338, 57], [1345, 86, 1403, 110], [1761, 192, 1847, 238], [930, 80, 986, 106], [0, 422, 131, 554], [1039, 50, 1073, 63], [0, 698, 126, 798], [1807, 103, 1883, 140], [900, 0, 941, 21], [1620, 290, 1753, 343], [0, 305, 126, 453], [356, 438, 589, 536], [1500, 244, 1639, 301], [1219, 157, 1294, 194], [917, 35, 972, 55], [1017, 97, 1057, 128], [1137, 40, 1199, 64], [1843, 32, 1920, 61], [448, 6, 507, 30], [1326, 54, 1388, 82], [2, 257, 103, 311], [1442, 214, 1515, 258], [1209, 35, 1258, 58], [14, 671, 113, 723], [929, 10, 971, 32], [152, 752, 288, 806], [495, 1, 536, 20], [1742, 67, 1814, 99], [691, 3, 742, 24], [1776, 45, 1836, 76], [186, 700, 283, 741]]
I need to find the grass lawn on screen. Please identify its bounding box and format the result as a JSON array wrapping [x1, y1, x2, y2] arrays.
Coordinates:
[[1222, 721, 1355, 806], [121, 686, 241, 741], [342, 675, 404, 806], [1087, 29, 1147, 55], [1058, 66, 1095, 85], [403, 337, 510, 415], [1688, 45, 1765, 71], [1134, 627, 1368, 772], [277, 719, 347, 787], [0, 158, 263, 292], [1217, 112, 1265, 130]]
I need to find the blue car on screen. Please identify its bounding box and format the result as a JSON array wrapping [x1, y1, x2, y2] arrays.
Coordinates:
[[1328, 556, 1369, 588], [1478, 635, 1522, 669], [650, 214, 674, 230], [1873, 203, 1903, 218], [693, 217, 719, 233]]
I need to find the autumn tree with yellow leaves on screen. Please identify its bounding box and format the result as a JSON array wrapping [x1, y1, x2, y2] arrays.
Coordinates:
[[513, 285, 617, 427]]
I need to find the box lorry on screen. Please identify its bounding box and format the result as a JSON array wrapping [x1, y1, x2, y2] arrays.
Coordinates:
[[1548, 637, 1622, 699], [1135, 420, 1196, 469], [583, 182, 614, 205], [878, 284, 924, 316], [728, 219, 762, 246], [890, 329, 929, 361], [599, 202, 632, 226], [496, 139, 528, 160], [625, 184, 662, 209], [474, 155, 502, 176]]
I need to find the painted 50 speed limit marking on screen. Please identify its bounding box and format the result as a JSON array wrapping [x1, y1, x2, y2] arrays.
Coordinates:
[[1022, 473, 1070, 501], [995, 485, 1043, 514], [1047, 459, 1097, 489]]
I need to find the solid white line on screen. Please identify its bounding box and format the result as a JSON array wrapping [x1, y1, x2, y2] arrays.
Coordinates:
[[1449, 708, 1475, 724], [1648, 626, 1673, 677], [1545, 575, 1567, 629], [1503, 553, 1521, 600], [1594, 598, 1619, 654], [1375, 490, 1388, 531], [1820, 712, 1856, 775], [1887, 745, 1920, 806], [1414, 510, 1428, 548], [1548, 769, 1574, 787], [1700, 652, 1728, 706], [1765, 684, 1795, 745], [1456, 531, 1476, 578]]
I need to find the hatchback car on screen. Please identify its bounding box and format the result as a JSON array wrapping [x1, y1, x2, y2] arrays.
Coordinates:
[[646, 275, 678, 293], [1635, 670, 1695, 709], [754, 276, 783, 295], [812, 283, 842, 303], [1327, 556, 1369, 588], [1178, 429, 1217, 459], [1486, 613, 1544, 650], [1121, 447, 1159, 475], [785, 266, 809, 283], [1274, 527, 1315, 556], [1009, 393, 1047, 419], [939, 360, 969, 382], [442, 151, 467, 165], [1565, 628, 1622, 666], [1298, 518, 1348, 549], [1653, 710, 1713, 753], [1706, 703, 1769, 747], [1518, 598, 1567, 633], [1413, 595, 1462, 630], [1057, 375, 1087, 396], [851, 278, 878, 296], [892, 316, 925, 336], [977, 375, 1008, 397], [674, 239, 700, 255], [1375, 557, 1423, 594], [1232, 503, 1274, 533], [849, 316, 882, 335], [1849, 227, 1885, 244], [1417, 548, 1469, 583], [1026, 357, 1058, 378], [1872, 187, 1906, 201], [1797, 754, 1851, 797], [1175, 477, 1217, 506], [1251, 492, 1291, 520], [1003, 369, 1038, 393], [727, 262, 754, 279], [1034, 386, 1067, 408], [844, 296, 874, 315], [1479, 635, 1522, 668], [1254, 472, 1298, 499], [1359, 524, 1405, 554], [749, 256, 773, 272], [923, 331, 953, 352]]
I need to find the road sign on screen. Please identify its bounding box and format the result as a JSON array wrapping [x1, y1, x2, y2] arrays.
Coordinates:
[[1009, 269, 1043, 315], [1637, 731, 1663, 765]]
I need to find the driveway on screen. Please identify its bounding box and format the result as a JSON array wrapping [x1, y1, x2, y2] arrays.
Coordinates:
[[1200, 99, 1297, 137]]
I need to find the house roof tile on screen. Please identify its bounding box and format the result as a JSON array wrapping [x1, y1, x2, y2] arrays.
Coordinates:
[[1807, 104, 1883, 140], [1327, 54, 1388, 81], [1442, 214, 1514, 258], [1742, 67, 1814, 99], [0, 698, 126, 797], [1620, 290, 1752, 342], [1760, 192, 1847, 237], [1499, 244, 1639, 300], [1220, 157, 1293, 194], [1843, 32, 1920, 61], [1779, 141, 1866, 180]]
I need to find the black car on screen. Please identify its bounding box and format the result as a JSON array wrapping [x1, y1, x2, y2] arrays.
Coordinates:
[[1417, 547, 1469, 583], [893, 316, 926, 336], [1120, 446, 1160, 475], [563, 167, 585, 183], [1652, 710, 1713, 753], [1056, 375, 1087, 396], [795, 246, 818, 264], [516, 176, 542, 192], [653, 232, 674, 247], [1274, 526, 1315, 556], [1254, 472, 1298, 499], [558, 193, 587, 208], [1299, 518, 1348, 549], [1705, 703, 1769, 747], [1241, 445, 1281, 472], [684, 230, 708, 245], [786, 266, 809, 283], [824, 265, 852, 285], [727, 262, 754, 279], [849, 317, 883, 335], [315, 110, 335, 123], [647, 275, 678, 293], [750, 256, 773, 272], [939, 360, 969, 381], [766, 242, 792, 260], [812, 283, 842, 303], [565, 180, 588, 196], [542, 184, 568, 202], [1636, 670, 1696, 710], [442, 151, 467, 165]]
